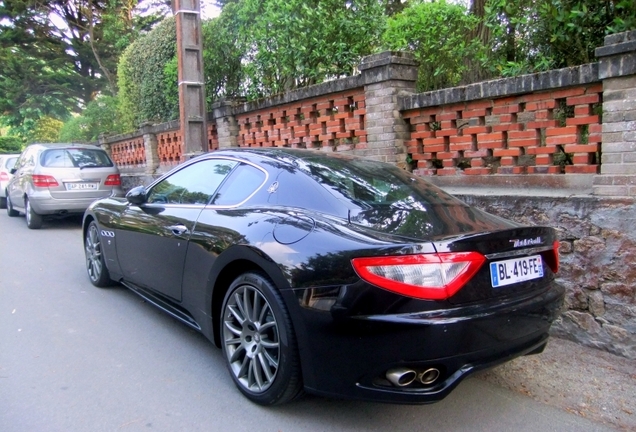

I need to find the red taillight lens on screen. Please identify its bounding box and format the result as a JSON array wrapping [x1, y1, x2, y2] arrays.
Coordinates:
[[0, 172, 9, 181], [32, 174, 59, 188], [351, 252, 486, 300], [542, 240, 559, 273], [104, 174, 121, 186]]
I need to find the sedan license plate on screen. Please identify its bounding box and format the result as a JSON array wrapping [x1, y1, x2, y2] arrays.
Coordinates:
[[66, 182, 98, 191], [490, 255, 543, 288]]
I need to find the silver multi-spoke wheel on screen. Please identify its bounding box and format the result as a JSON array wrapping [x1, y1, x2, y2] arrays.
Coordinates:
[[84, 221, 113, 287], [86, 223, 103, 283], [223, 284, 280, 393]]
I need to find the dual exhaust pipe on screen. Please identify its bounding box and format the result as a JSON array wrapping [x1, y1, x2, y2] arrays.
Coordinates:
[[386, 367, 441, 387]]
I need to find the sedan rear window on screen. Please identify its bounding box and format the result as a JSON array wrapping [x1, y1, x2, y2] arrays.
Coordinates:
[[41, 148, 114, 168]]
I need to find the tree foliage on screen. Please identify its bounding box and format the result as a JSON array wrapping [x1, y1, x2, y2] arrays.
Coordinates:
[[117, 17, 177, 131], [58, 95, 121, 142], [0, 136, 23, 154], [0, 0, 167, 137], [484, 0, 636, 76], [383, 0, 482, 91]]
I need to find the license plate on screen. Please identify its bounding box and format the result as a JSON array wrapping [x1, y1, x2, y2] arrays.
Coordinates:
[[66, 182, 98, 191], [490, 255, 543, 288]]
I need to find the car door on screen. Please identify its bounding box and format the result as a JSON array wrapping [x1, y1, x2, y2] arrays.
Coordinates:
[[115, 158, 239, 301]]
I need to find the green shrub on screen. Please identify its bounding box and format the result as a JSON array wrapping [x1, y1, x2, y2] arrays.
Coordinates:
[[383, 0, 482, 91], [117, 17, 177, 131], [0, 136, 24, 154]]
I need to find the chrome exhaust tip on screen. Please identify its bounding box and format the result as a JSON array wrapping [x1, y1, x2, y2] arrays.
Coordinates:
[[386, 368, 417, 387], [418, 368, 441, 385]]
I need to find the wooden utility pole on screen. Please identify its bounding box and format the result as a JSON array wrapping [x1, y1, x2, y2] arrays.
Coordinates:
[[173, 0, 208, 160]]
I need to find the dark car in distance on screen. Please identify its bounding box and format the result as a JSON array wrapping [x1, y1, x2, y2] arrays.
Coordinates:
[[83, 148, 563, 405]]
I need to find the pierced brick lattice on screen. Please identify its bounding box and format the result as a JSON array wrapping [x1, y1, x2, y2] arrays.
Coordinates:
[[110, 136, 146, 167], [157, 130, 183, 167], [208, 122, 219, 151], [236, 90, 367, 151], [404, 84, 603, 175]]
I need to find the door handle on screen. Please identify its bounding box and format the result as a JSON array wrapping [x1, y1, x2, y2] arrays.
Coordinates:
[[168, 224, 189, 236]]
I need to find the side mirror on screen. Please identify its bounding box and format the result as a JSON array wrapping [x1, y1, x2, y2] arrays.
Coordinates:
[[126, 186, 147, 206], [10, 168, 16, 175]]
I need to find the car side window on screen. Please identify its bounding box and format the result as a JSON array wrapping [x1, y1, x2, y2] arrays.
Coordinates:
[[146, 159, 238, 205], [211, 163, 266, 206]]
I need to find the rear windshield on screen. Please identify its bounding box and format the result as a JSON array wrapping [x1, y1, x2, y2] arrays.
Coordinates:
[[40, 148, 114, 168], [294, 154, 508, 238]]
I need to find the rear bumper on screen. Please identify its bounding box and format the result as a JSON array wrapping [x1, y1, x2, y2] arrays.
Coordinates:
[[28, 189, 124, 215], [285, 282, 564, 404]]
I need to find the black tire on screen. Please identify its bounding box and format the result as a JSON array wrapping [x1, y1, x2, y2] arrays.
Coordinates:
[[84, 221, 114, 287], [6, 194, 18, 217], [0, 196, 6, 209], [221, 272, 303, 405], [25, 197, 43, 229]]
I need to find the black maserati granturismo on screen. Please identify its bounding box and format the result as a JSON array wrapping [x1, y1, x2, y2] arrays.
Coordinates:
[[83, 147, 563, 405]]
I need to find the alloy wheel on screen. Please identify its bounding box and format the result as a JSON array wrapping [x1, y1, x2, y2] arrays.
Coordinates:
[[85, 223, 103, 283], [222, 284, 280, 393]]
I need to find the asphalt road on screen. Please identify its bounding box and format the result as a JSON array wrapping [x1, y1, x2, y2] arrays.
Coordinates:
[[0, 213, 618, 432]]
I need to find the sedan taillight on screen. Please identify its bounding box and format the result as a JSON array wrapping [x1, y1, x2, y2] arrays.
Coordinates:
[[0, 172, 8, 181], [351, 252, 486, 300], [104, 174, 121, 186], [32, 174, 59, 188]]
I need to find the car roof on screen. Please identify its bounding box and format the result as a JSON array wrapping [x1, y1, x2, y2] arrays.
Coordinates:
[[25, 143, 104, 151], [210, 147, 360, 167]]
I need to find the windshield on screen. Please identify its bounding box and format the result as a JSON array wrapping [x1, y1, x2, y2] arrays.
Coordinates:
[[294, 154, 512, 239], [40, 148, 114, 168]]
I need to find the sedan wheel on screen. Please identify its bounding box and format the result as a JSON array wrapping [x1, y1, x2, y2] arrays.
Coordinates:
[[221, 273, 303, 405], [25, 198, 43, 229], [6, 193, 18, 217], [85, 221, 113, 287]]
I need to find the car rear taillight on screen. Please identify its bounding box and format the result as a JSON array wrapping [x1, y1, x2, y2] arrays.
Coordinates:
[[351, 252, 486, 300], [542, 240, 559, 273], [32, 174, 59, 188], [104, 174, 121, 186], [0, 172, 8, 181]]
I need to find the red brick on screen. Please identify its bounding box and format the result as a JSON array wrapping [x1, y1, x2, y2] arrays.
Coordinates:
[[546, 135, 577, 145], [498, 166, 526, 174], [586, 84, 602, 93], [438, 112, 457, 121], [509, 138, 540, 148], [423, 137, 446, 146], [546, 126, 577, 136], [526, 120, 559, 129], [535, 154, 553, 165], [567, 94, 600, 105], [412, 131, 435, 139], [462, 109, 488, 117], [423, 144, 446, 153], [464, 167, 492, 175], [572, 154, 594, 164], [527, 166, 561, 174], [527, 146, 557, 155], [470, 158, 485, 167], [574, 105, 592, 116], [436, 128, 458, 137], [465, 149, 490, 158], [437, 151, 460, 159], [478, 141, 505, 149], [442, 159, 455, 168], [563, 144, 600, 153], [551, 87, 586, 99], [509, 130, 538, 140], [566, 115, 600, 126], [494, 148, 523, 157], [450, 135, 473, 144], [587, 133, 602, 143], [464, 126, 490, 135], [526, 100, 557, 111], [437, 168, 459, 176], [565, 165, 599, 174], [477, 132, 504, 142], [519, 92, 553, 103], [499, 156, 517, 166], [589, 124, 602, 133], [493, 123, 523, 132], [465, 100, 494, 110], [492, 104, 520, 115], [450, 143, 474, 151], [354, 130, 367, 137]]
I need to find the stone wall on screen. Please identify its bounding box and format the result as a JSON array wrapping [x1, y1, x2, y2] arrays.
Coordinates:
[[458, 194, 636, 359]]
